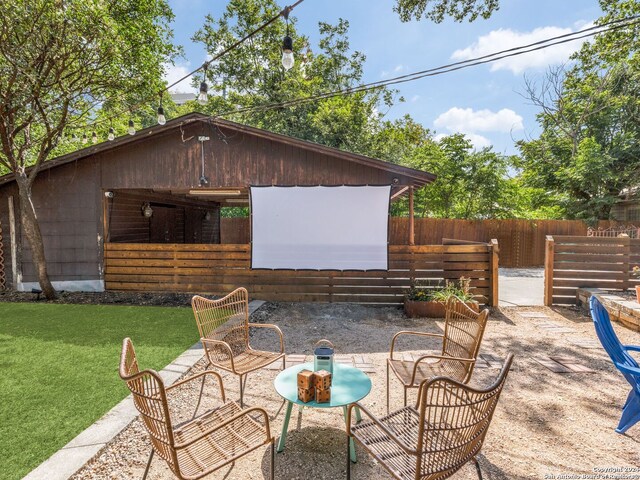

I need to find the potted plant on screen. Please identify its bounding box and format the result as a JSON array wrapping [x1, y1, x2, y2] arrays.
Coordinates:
[[404, 277, 479, 318], [633, 266, 640, 303]]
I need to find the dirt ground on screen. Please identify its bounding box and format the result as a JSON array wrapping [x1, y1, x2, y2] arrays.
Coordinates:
[[72, 302, 640, 480]]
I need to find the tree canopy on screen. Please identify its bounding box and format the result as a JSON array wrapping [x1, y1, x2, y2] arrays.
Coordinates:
[[393, 0, 500, 23], [0, 0, 178, 297], [191, 0, 394, 155], [517, 0, 640, 221]]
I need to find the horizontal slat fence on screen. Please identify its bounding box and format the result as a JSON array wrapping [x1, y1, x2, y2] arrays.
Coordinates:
[[104, 242, 498, 305], [220, 217, 626, 267], [544, 235, 640, 305]]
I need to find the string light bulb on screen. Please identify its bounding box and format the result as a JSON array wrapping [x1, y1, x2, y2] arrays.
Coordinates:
[[198, 65, 209, 105], [281, 11, 294, 71], [82, 133, 88, 145], [128, 119, 136, 136], [157, 106, 166, 125], [157, 101, 166, 125], [108, 127, 115, 141], [92, 131, 98, 144]]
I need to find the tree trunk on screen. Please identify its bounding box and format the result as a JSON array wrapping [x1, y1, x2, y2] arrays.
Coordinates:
[[15, 175, 56, 299]]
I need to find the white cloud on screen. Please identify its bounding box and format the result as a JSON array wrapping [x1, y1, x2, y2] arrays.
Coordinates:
[[452, 25, 590, 74], [433, 107, 523, 150], [434, 107, 523, 133], [410, 95, 420, 102], [464, 133, 492, 149], [381, 64, 407, 78], [163, 62, 193, 92]]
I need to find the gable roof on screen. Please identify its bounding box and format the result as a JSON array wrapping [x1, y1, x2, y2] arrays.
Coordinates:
[[0, 112, 435, 187]]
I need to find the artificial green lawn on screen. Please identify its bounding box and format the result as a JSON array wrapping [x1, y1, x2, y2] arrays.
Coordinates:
[[0, 302, 198, 480]]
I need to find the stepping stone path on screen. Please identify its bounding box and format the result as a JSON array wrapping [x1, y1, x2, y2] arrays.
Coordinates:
[[536, 321, 575, 334], [533, 356, 595, 373], [519, 311, 550, 318], [567, 338, 602, 349]]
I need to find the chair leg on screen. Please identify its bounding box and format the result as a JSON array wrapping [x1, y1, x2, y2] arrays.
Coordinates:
[[282, 355, 286, 370], [270, 439, 275, 480], [142, 448, 155, 480], [403, 386, 407, 407], [616, 392, 640, 434], [239, 374, 244, 408], [191, 374, 206, 419], [386, 362, 390, 414], [346, 435, 352, 480], [473, 456, 483, 480]]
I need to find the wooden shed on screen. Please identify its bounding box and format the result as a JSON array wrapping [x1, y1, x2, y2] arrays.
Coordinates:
[[0, 112, 446, 301]]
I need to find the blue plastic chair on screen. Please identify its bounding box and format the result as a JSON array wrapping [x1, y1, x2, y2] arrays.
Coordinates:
[[590, 296, 640, 433]]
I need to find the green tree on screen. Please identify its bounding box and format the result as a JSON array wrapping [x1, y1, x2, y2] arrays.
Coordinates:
[[394, 0, 499, 23], [192, 0, 395, 154], [392, 134, 523, 219], [0, 0, 178, 298], [517, 0, 640, 221]]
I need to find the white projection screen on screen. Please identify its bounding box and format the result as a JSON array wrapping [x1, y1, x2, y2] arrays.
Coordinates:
[[251, 186, 391, 270]]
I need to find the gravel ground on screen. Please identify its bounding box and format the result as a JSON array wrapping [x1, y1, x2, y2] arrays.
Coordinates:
[[71, 302, 640, 480], [0, 290, 195, 306]]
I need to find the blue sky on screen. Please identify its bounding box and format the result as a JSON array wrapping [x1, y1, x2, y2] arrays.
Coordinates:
[[165, 0, 603, 155]]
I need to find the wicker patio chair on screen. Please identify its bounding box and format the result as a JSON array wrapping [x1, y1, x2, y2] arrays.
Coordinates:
[[347, 353, 514, 480], [119, 337, 275, 480], [387, 296, 489, 412], [192, 287, 285, 407]]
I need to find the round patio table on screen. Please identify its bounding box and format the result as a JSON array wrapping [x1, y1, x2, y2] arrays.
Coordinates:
[[274, 362, 372, 463]]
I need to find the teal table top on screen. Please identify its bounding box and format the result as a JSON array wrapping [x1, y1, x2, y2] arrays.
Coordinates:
[[274, 362, 372, 408]]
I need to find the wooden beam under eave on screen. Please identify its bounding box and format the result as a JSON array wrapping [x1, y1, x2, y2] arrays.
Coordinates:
[[390, 186, 409, 200]]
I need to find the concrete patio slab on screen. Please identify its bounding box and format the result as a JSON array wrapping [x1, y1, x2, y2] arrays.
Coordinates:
[[499, 268, 544, 307]]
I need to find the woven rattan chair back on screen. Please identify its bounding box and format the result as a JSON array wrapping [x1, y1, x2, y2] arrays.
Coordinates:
[[119, 338, 179, 476], [353, 354, 513, 480], [415, 353, 513, 478], [192, 288, 249, 362], [441, 297, 489, 382]]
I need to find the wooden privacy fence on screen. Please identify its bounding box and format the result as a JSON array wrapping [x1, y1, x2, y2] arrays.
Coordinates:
[[544, 235, 640, 305], [104, 241, 499, 306], [220, 217, 606, 267]]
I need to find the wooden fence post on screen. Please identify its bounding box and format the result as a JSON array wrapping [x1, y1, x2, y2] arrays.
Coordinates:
[[619, 233, 630, 290], [489, 239, 499, 307], [544, 235, 554, 306], [408, 186, 415, 246]]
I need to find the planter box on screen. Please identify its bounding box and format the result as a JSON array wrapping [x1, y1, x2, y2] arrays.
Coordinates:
[[404, 299, 479, 318]]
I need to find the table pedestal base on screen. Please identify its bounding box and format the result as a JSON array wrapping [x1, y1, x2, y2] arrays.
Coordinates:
[[276, 401, 362, 463]]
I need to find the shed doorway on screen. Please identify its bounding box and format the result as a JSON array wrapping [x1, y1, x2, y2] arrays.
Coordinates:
[[149, 206, 177, 243]]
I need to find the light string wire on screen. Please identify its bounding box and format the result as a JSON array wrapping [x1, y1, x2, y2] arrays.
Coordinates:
[[212, 15, 640, 119], [70, 0, 305, 133], [62, 12, 638, 139]]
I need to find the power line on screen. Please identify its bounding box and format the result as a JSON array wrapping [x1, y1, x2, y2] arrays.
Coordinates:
[[214, 15, 640, 119]]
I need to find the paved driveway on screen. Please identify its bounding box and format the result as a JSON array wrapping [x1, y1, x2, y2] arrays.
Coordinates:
[[499, 268, 544, 306]]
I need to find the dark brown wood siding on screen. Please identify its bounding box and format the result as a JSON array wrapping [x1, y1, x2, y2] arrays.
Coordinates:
[[0, 118, 415, 288], [9, 159, 102, 283], [98, 123, 415, 189]]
